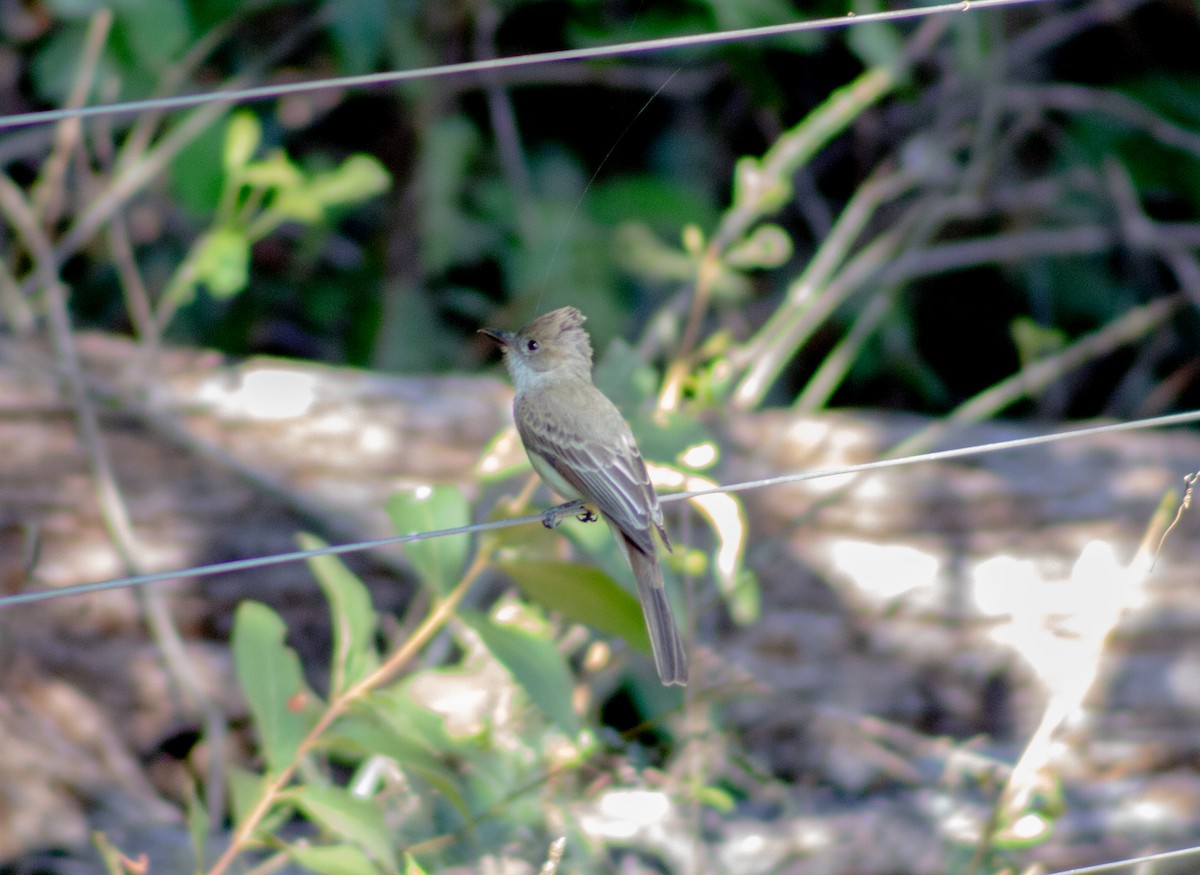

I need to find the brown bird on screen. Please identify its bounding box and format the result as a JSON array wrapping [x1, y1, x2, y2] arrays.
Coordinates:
[[480, 307, 687, 686]]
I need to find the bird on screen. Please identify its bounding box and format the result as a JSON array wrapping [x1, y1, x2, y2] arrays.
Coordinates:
[[479, 306, 687, 686]]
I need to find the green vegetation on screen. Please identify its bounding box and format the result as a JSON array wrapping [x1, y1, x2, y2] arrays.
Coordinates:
[[211, 467, 745, 875]]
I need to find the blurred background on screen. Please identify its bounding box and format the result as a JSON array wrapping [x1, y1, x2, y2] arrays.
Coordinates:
[[4, 0, 1197, 417]]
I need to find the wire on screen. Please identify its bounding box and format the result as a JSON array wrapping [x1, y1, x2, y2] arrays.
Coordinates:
[[2, 409, 1196, 610], [0, 513, 541, 609], [0, 0, 1047, 132], [1047, 844, 1200, 874], [676, 409, 1200, 500]]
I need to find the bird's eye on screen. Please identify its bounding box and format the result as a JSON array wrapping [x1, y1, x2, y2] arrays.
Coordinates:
[[526, 339, 539, 351]]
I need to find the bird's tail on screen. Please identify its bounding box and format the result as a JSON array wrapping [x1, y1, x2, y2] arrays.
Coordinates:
[[622, 534, 688, 686]]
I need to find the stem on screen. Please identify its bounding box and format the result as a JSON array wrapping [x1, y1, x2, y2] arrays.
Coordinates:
[[888, 294, 1185, 460], [206, 551, 489, 875], [31, 8, 112, 226]]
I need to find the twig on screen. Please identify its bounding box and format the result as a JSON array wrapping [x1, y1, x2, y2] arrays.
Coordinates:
[[205, 551, 487, 875], [679, 19, 951, 409], [0, 171, 229, 825], [878, 225, 1113, 283], [21, 13, 326, 293], [1006, 0, 1148, 66], [111, 16, 242, 179], [889, 295, 1185, 459], [793, 287, 892, 411], [732, 194, 923, 408], [474, 2, 541, 255], [1152, 471, 1197, 568], [711, 64, 900, 255], [1005, 83, 1200, 161], [30, 9, 112, 227], [0, 256, 33, 335], [107, 214, 161, 355]]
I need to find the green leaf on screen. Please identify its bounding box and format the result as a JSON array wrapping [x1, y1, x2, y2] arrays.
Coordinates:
[[300, 533, 379, 696], [45, 0, 105, 19], [723, 223, 792, 270], [286, 843, 381, 875], [700, 0, 819, 52], [495, 559, 651, 654], [726, 568, 761, 627], [224, 112, 262, 172], [847, 0, 907, 71], [327, 714, 442, 770], [272, 187, 325, 223], [610, 222, 699, 283], [460, 609, 580, 735], [170, 121, 226, 214], [366, 687, 458, 752], [593, 338, 658, 410], [327, 711, 470, 817], [417, 116, 491, 274], [308, 155, 392, 207], [322, 0, 388, 74], [30, 24, 119, 105], [193, 227, 250, 299], [386, 486, 469, 595], [403, 854, 429, 875], [227, 763, 268, 832], [116, 0, 193, 73], [1010, 317, 1066, 369], [225, 762, 294, 841], [241, 151, 306, 189], [732, 156, 791, 214], [587, 175, 718, 230], [626, 410, 714, 470], [184, 780, 210, 871], [232, 601, 319, 773], [698, 784, 737, 813], [288, 785, 397, 871]]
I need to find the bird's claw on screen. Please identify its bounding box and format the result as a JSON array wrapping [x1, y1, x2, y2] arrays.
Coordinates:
[[541, 499, 595, 529]]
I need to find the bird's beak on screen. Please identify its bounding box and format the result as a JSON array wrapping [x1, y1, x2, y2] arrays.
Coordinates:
[[479, 327, 513, 347]]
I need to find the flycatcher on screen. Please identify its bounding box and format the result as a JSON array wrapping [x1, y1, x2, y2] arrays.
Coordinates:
[[480, 306, 687, 686]]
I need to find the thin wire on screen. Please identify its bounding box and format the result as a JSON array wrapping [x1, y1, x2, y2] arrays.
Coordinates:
[[677, 409, 1200, 500], [3, 409, 1196, 610], [0, 0, 1046, 133], [535, 66, 682, 313], [0, 514, 541, 608], [1047, 843, 1200, 874]]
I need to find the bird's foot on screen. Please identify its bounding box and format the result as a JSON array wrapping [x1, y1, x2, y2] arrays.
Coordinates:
[[542, 500, 596, 529]]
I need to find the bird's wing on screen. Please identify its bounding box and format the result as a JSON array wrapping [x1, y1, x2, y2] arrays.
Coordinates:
[[516, 406, 665, 556]]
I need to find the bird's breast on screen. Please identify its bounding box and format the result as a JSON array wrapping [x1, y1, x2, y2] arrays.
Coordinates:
[[527, 449, 582, 501]]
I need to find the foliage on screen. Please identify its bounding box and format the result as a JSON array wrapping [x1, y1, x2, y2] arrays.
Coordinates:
[[192, 445, 751, 873], [160, 111, 391, 341]]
